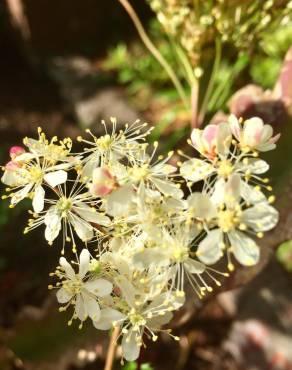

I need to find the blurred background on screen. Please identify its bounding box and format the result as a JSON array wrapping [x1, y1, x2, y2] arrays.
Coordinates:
[[0, 1, 292, 369]]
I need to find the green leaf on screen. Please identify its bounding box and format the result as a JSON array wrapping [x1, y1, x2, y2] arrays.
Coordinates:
[[122, 362, 138, 370], [276, 240, 292, 273], [141, 363, 154, 370]]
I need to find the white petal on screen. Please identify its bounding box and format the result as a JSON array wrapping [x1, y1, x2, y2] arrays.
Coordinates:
[[56, 287, 72, 304], [59, 257, 75, 279], [147, 311, 173, 328], [82, 294, 100, 321], [84, 278, 113, 297], [115, 276, 136, 306], [79, 249, 90, 278], [187, 193, 216, 220], [237, 159, 269, 174], [217, 122, 232, 156], [180, 158, 214, 182], [11, 184, 32, 205], [32, 186, 45, 213], [122, 330, 141, 362], [44, 170, 67, 187], [69, 214, 94, 241], [1, 170, 20, 186], [224, 174, 241, 205], [75, 294, 87, 321], [197, 229, 223, 265], [228, 230, 260, 266], [45, 211, 61, 243], [151, 177, 183, 199], [241, 203, 279, 232], [93, 308, 126, 330], [105, 185, 134, 217], [229, 114, 241, 141], [184, 258, 206, 274], [211, 178, 225, 205], [240, 181, 266, 204], [74, 203, 110, 226], [14, 152, 35, 162], [133, 248, 169, 269]]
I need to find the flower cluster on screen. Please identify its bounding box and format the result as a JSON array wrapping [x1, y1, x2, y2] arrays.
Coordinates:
[[148, 0, 292, 65], [1, 116, 279, 361]]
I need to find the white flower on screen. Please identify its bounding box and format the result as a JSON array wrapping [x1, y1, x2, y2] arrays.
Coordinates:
[[78, 118, 153, 178], [1, 149, 69, 212], [180, 119, 273, 204], [229, 115, 280, 152], [196, 175, 279, 270], [54, 249, 113, 325], [93, 287, 183, 361], [25, 182, 110, 248], [190, 122, 232, 159], [23, 127, 73, 164], [126, 144, 183, 199]]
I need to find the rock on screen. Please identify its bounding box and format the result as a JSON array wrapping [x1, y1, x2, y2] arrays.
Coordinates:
[[47, 56, 140, 132]]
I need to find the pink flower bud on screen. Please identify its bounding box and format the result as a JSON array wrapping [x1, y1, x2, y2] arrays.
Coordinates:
[[5, 160, 21, 171], [90, 167, 116, 197], [9, 146, 25, 160]]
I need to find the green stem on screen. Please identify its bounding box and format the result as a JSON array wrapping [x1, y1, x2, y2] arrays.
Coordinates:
[[198, 38, 222, 126], [117, 0, 189, 110]]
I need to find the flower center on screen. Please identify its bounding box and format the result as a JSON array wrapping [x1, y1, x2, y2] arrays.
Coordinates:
[[57, 197, 72, 214], [96, 134, 112, 151], [217, 160, 233, 178], [172, 245, 188, 262], [129, 311, 146, 328], [28, 166, 44, 184], [217, 209, 239, 232], [63, 277, 83, 295], [129, 164, 149, 182]]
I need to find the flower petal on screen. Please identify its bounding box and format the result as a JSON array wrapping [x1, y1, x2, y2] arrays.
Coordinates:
[[59, 257, 75, 279], [93, 308, 126, 330], [74, 203, 110, 226], [184, 258, 206, 274], [79, 249, 90, 278], [84, 278, 113, 297], [228, 230, 260, 266], [241, 203, 279, 232], [56, 287, 72, 304], [122, 330, 141, 362], [180, 158, 214, 182], [187, 193, 216, 220], [69, 214, 94, 242], [44, 170, 67, 187], [197, 229, 223, 265], [32, 185, 45, 213], [75, 294, 87, 321], [151, 177, 183, 199], [11, 184, 32, 205], [82, 294, 100, 321]]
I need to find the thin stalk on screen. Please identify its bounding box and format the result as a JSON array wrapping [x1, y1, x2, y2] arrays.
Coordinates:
[[171, 41, 195, 87], [104, 326, 120, 370], [191, 81, 199, 128], [198, 38, 222, 126], [117, 0, 189, 110]]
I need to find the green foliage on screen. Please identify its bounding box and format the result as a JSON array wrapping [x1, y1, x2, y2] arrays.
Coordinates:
[[250, 57, 282, 89], [122, 362, 138, 370], [122, 362, 154, 370], [250, 23, 292, 89], [103, 20, 182, 97], [276, 240, 292, 273]]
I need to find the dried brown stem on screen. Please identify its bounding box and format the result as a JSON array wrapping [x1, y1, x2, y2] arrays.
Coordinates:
[[104, 326, 120, 370]]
